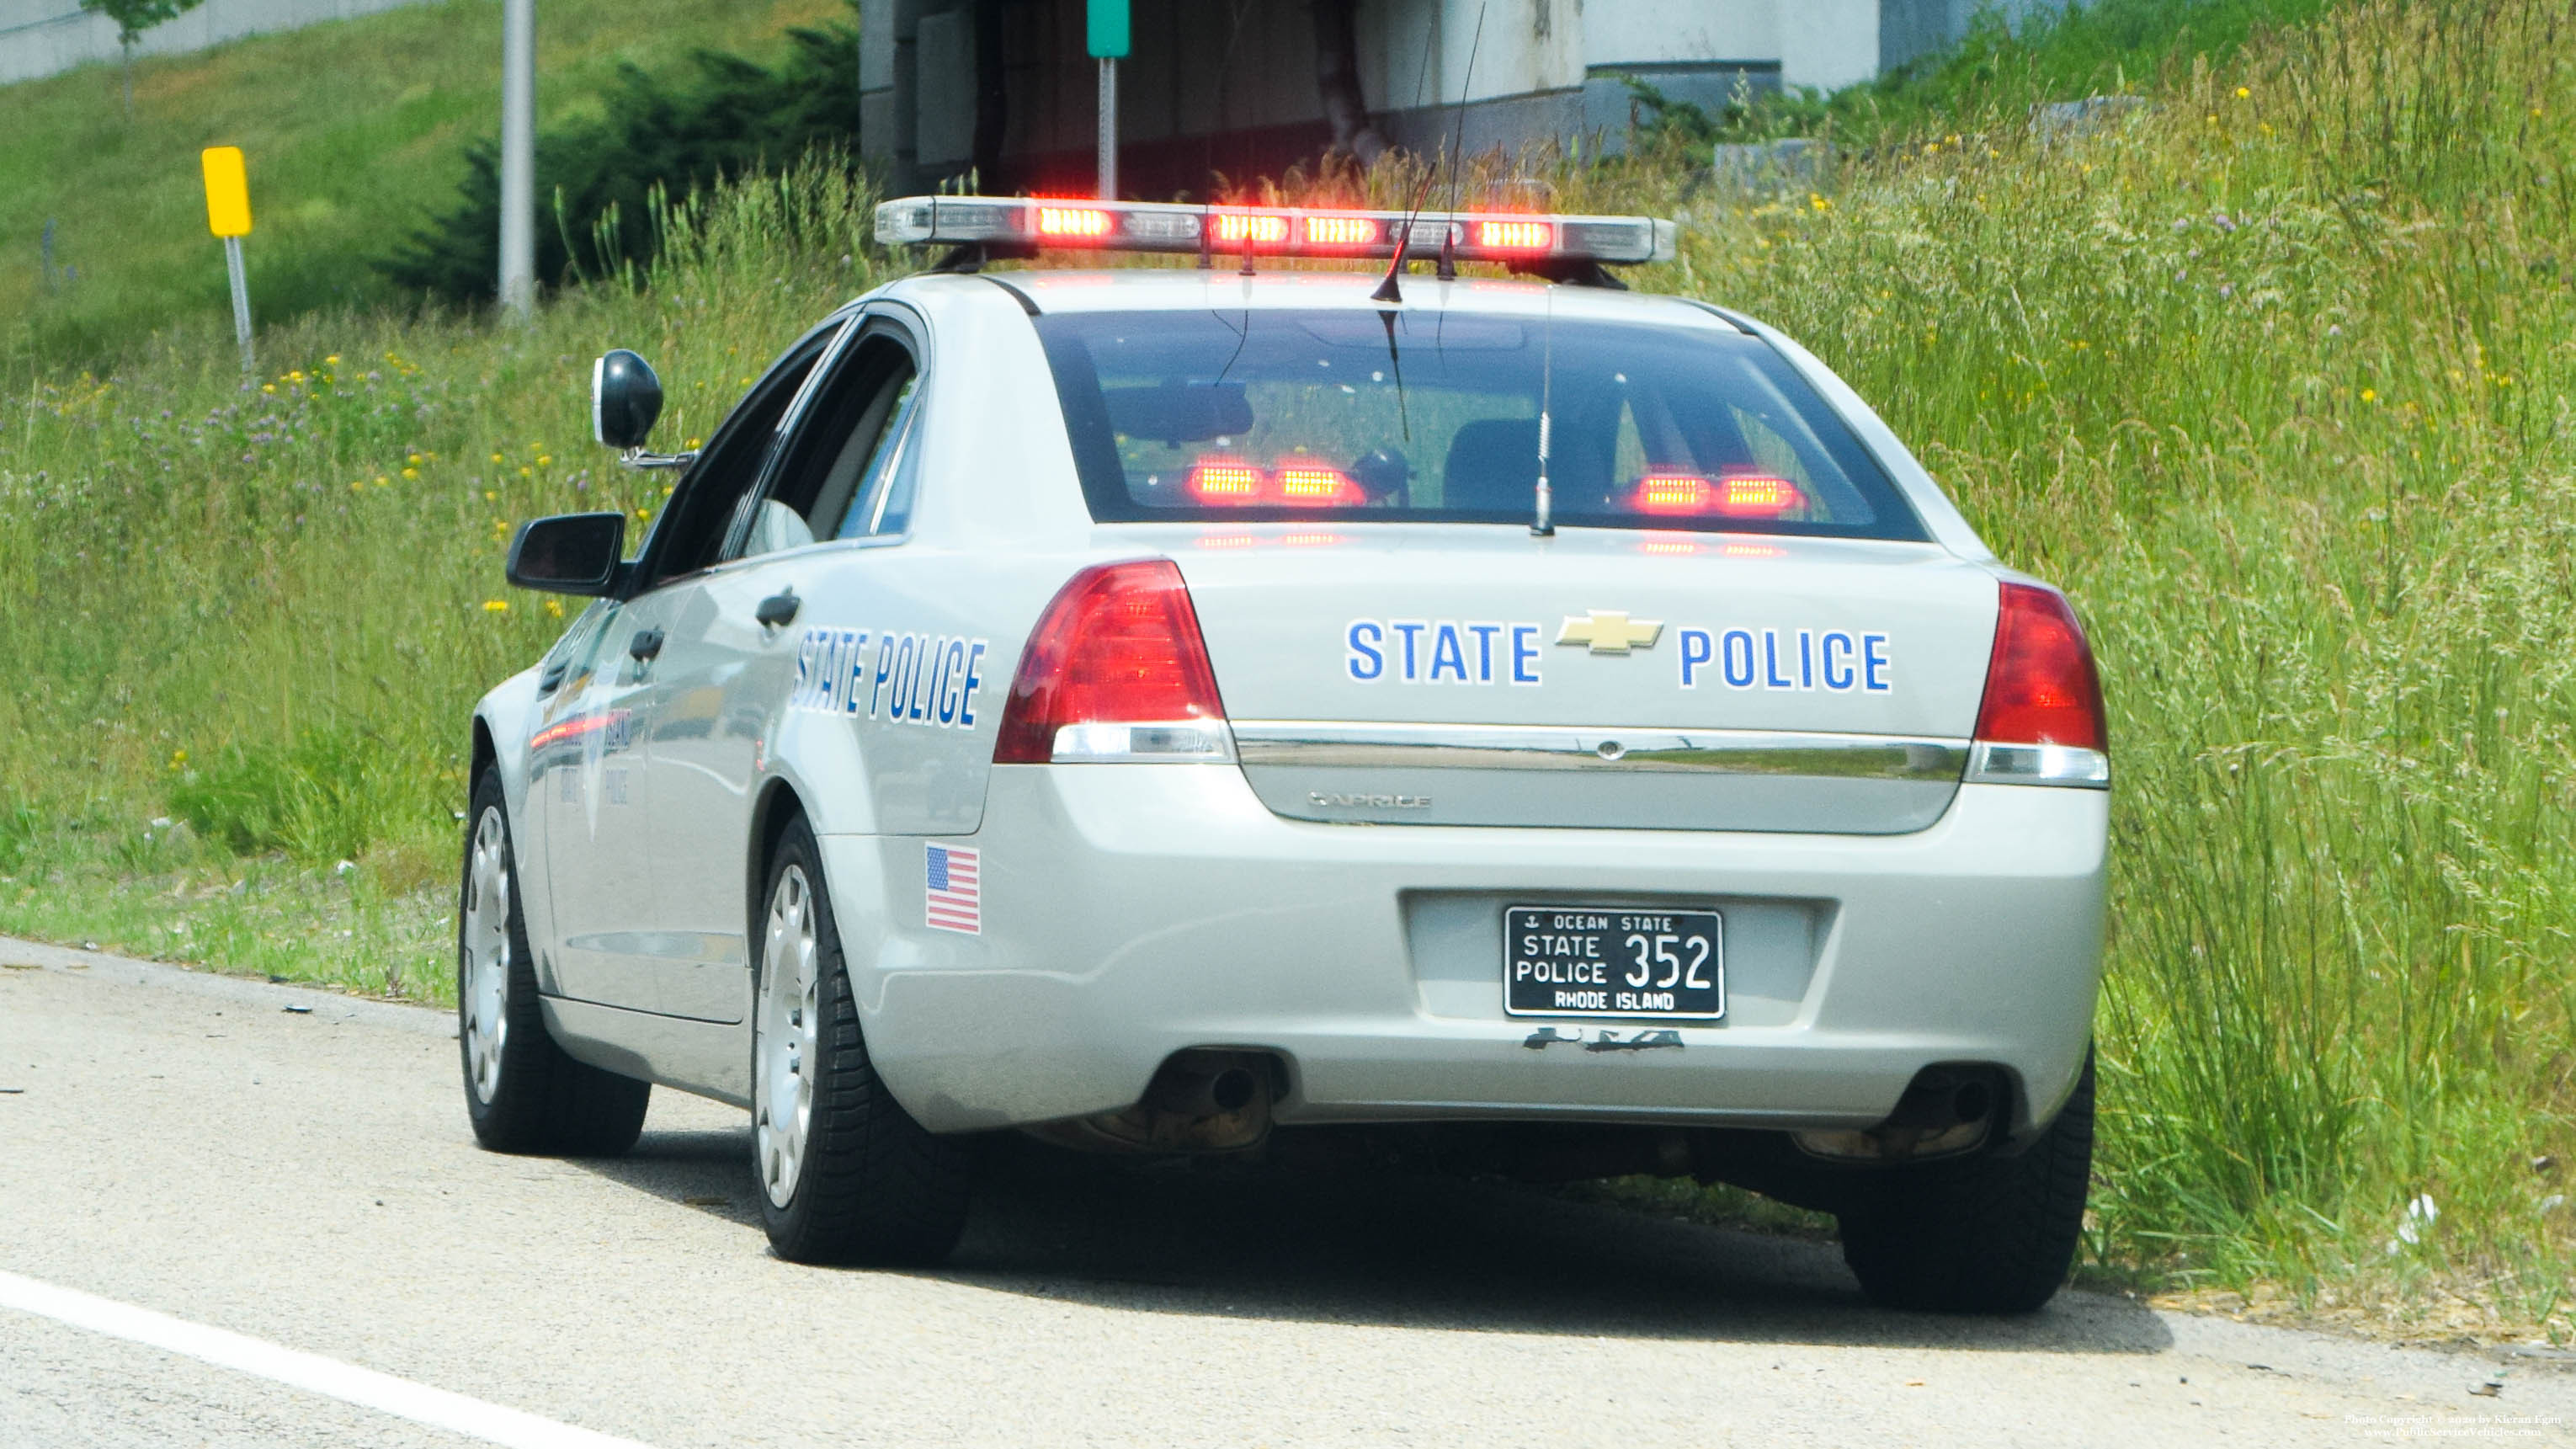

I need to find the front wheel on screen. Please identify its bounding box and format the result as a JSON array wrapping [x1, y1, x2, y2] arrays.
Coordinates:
[[1834, 1051, 2095, 1313], [753, 817, 970, 1265], [457, 765, 650, 1156]]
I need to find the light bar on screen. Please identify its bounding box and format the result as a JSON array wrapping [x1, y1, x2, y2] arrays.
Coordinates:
[[875, 195, 1679, 269]]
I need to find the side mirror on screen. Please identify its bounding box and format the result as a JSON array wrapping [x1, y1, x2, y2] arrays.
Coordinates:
[[507, 512, 627, 596], [592, 349, 663, 450]]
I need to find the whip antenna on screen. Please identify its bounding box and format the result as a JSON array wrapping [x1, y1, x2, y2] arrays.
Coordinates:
[[1532, 283, 1554, 536], [1372, 3, 1484, 306]]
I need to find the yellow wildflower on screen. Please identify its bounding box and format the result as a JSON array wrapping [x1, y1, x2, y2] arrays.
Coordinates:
[[482, 600, 509, 613]]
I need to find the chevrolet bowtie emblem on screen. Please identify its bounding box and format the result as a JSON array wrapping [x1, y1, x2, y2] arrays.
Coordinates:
[[1557, 610, 1664, 655]]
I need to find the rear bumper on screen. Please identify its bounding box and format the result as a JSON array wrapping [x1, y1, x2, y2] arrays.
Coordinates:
[[821, 764, 2105, 1139]]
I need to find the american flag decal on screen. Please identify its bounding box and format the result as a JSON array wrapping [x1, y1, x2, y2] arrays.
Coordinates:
[[924, 844, 981, 935]]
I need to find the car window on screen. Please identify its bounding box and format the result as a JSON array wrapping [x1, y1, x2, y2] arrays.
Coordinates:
[[1031, 308, 1925, 540], [743, 326, 925, 558], [636, 322, 842, 588]]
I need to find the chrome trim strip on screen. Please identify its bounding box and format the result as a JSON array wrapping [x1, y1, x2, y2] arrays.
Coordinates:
[[1964, 741, 2110, 789], [1229, 721, 1970, 782]]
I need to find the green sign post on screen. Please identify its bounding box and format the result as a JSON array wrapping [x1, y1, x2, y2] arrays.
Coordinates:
[[1089, 0, 1127, 198]]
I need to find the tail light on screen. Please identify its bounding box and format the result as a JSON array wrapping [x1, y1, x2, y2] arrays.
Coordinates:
[[993, 561, 1233, 764], [1969, 582, 2110, 787]]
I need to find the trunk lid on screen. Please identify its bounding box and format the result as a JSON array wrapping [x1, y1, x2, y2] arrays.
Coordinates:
[[1149, 525, 1997, 834]]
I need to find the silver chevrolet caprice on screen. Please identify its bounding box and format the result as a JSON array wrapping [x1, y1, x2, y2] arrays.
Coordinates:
[[459, 198, 2109, 1312]]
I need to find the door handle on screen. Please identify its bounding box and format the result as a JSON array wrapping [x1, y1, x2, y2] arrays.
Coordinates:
[[755, 590, 801, 628], [628, 627, 665, 661]]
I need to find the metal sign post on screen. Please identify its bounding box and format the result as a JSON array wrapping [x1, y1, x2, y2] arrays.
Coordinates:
[[498, 0, 536, 320], [200, 146, 255, 376], [1088, 0, 1128, 200]]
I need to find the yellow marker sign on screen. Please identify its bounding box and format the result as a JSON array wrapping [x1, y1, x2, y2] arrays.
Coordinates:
[[201, 146, 252, 237]]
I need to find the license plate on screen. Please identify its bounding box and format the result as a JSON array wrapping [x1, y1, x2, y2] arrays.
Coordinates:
[[1504, 906, 1725, 1020]]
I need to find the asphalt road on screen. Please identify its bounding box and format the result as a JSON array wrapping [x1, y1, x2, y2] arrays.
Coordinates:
[[3, 940, 2568, 1448]]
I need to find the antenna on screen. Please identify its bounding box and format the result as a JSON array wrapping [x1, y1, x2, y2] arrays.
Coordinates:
[[1372, 3, 1485, 306], [1531, 282, 1554, 536], [1436, 3, 1486, 283]]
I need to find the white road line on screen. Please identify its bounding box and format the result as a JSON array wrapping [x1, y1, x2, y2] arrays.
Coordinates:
[[0, 1269, 656, 1449]]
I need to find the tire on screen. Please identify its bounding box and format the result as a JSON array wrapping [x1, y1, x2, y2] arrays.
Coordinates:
[[753, 815, 970, 1265], [457, 764, 651, 1156], [1835, 1050, 2095, 1314]]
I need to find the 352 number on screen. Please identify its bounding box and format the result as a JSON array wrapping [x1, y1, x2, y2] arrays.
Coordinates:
[[1624, 933, 1712, 991]]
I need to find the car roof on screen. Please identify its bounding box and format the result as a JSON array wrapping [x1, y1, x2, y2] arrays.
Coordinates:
[[883, 267, 1745, 331]]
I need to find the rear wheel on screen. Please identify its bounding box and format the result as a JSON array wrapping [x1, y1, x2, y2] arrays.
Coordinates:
[[1834, 1051, 2095, 1313], [458, 765, 651, 1156], [753, 817, 970, 1265]]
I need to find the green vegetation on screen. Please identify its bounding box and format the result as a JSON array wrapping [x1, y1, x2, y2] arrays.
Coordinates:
[[0, 158, 881, 998], [3, 0, 2571, 1341], [381, 19, 857, 301], [1629, 0, 2576, 1337], [0, 0, 845, 374], [1629, 0, 2340, 144]]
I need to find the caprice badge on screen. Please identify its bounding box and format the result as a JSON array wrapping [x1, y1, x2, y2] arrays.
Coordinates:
[[1310, 790, 1433, 810], [1557, 610, 1665, 655]]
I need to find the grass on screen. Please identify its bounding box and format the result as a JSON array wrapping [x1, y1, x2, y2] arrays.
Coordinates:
[[2, 0, 2572, 1343], [0, 0, 845, 376]]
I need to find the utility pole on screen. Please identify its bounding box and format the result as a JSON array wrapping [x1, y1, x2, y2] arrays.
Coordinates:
[[1088, 0, 1127, 200], [498, 0, 535, 320]]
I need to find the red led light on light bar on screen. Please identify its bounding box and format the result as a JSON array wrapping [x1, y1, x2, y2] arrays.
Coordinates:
[[1475, 221, 1552, 251], [1036, 206, 1114, 238], [1302, 216, 1379, 247], [874, 196, 1674, 267], [1213, 214, 1291, 244]]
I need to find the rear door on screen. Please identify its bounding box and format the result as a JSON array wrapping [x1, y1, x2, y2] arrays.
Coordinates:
[[541, 321, 839, 1016], [641, 311, 933, 1018]]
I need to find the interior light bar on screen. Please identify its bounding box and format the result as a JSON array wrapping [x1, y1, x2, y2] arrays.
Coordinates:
[[876, 196, 1679, 269]]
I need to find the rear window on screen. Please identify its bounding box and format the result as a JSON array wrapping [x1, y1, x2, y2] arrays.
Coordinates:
[[1033, 307, 1924, 539]]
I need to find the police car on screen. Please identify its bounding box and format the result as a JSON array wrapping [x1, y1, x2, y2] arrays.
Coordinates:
[[460, 195, 2108, 1313]]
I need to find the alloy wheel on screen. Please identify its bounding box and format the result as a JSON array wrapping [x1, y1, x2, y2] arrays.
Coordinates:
[[460, 807, 512, 1105], [755, 865, 822, 1209]]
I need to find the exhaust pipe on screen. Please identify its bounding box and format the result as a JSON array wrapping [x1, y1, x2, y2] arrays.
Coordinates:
[[1030, 1050, 1280, 1154], [1792, 1065, 2008, 1164]]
